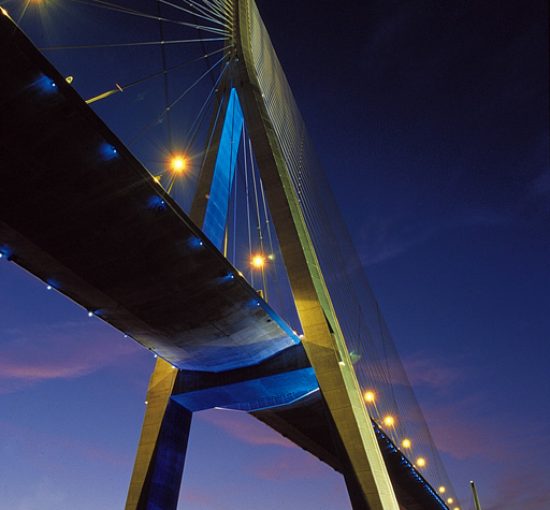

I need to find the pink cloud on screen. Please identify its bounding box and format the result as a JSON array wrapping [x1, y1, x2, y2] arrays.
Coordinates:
[[197, 410, 341, 487], [198, 409, 297, 449], [485, 470, 550, 510], [179, 487, 222, 508], [422, 395, 496, 461], [251, 450, 327, 481], [421, 393, 550, 464], [355, 352, 463, 393], [0, 418, 130, 468], [402, 355, 462, 390], [0, 320, 143, 393]]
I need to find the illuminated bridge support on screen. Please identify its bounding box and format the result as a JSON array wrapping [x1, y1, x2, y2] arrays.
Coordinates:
[[0, 4, 447, 510], [126, 359, 191, 510], [126, 346, 319, 510], [229, 1, 400, 509], [129, 0, 400, 508]]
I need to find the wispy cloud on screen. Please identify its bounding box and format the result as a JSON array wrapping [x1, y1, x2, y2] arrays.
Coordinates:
[[422, 393, 497, 461], [356, 352, 464, 394], [197, 410, 336, 486], [251, 450, 326, 481], [486, 470, 550, 510], [403, 354, 463, 391], [0, 418, 131, 468], [12, 478, 68, 510], [0, 321, 142, 393], [198, 409, 296, 449], [360, 208, 509, 265], [179, 486, 227, 509], [422, 391, 550, 465]]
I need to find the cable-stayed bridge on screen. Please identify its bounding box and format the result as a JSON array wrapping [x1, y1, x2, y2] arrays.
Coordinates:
[[0, 2, 462, 509]]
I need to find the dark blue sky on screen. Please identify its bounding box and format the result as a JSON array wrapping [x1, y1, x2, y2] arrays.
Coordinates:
[[261, 1, 549, 508], [268, 1, 549, 508], [0, 1, 548, 509]]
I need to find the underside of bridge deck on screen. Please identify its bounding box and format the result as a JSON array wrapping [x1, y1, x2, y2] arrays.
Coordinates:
[[0, 10, 450, 510]]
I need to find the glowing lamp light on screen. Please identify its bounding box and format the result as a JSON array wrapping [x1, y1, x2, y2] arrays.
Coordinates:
[[447, 498, 454, 504], [438, 486, 446, 494], [1, 7, 9, 16], [383, 415, 395, 427], [416, 457, 426, 468], [251, 254, 266, 269], [169, 154, 187, 174], [401, 438, 412, 449], [453, 507, 460, 510], [363, 390, 376, 403], [87, 311, 94, 318]]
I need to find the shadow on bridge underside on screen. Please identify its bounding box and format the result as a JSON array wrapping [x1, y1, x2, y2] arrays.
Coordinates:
[[0, 10, 301, 374]]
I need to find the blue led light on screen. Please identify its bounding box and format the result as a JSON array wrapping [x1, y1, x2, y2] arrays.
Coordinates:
[[218, 272, 235, 284], [100, 142, 118, 160], [0, 246, 13, 260], [45, 278, 59, 290], [35, 74, 58, 93], [187, 236, 204, 249], [147, 195, 167, 211]]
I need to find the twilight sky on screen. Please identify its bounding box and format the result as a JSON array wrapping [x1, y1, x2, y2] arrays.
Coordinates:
[[1, 1, 549, 509]]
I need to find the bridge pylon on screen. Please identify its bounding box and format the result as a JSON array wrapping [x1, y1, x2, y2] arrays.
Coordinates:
[[126, 1, 399, 509]]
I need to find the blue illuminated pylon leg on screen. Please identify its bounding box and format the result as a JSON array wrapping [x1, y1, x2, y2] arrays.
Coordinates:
[[190, 87, 244, 249], [127, 85, 246, 510], [125, 359, 192, 510]]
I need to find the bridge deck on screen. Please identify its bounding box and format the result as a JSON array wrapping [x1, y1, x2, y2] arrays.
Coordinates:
[[0, 12, 450, 510], [0, 12, 298, 373]]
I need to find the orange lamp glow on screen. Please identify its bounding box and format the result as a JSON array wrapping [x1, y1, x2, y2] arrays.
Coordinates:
[[251, 254, 266, 269], [401, 438, 412, 449], [169, 154, 187, 174], [438, 486, 446, 494], [383, 415, 395, 427], [416, 457, 426, 468], [447, 498, 454, 504], [363, 390, 375, 403]]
